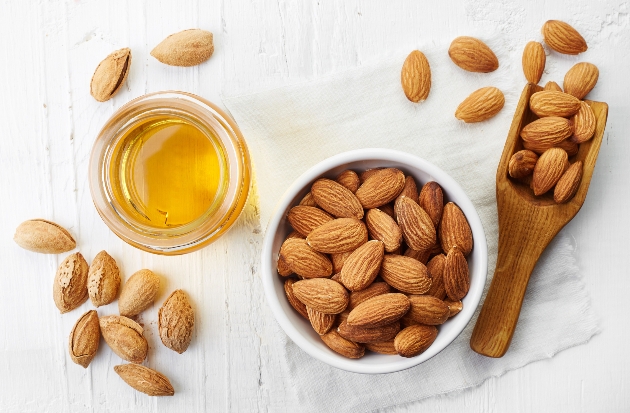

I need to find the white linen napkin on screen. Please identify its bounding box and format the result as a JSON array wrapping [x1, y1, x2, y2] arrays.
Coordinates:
[[223, 38, 600, 412]]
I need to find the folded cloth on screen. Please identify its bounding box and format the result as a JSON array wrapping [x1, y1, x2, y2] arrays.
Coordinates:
[[223, 37, 599, 412]]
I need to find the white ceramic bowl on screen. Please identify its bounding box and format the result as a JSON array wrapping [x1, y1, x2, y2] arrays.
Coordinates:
[[261, 149, 487, 374]]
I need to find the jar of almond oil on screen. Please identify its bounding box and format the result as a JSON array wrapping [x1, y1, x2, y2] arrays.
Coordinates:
[[89, 91, 251, 255]]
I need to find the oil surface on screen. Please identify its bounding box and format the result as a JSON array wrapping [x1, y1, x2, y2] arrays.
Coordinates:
[[110, 116, 222, 229]]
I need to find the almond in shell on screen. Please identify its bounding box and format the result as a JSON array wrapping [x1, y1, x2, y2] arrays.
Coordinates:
[[455, 87, 505, 123], [522, 41, 545, 84], [320, 330, 365, 359], [395, 196, 436, 252], [448, 36, 499, 73], [355, 168, 406, 209], [571, 101, 596, 144], [418, 181, 444, 227], [306, 218, 368, 254], [439, 202, 473, 256], [151, 29, 214, 67], [401, 50, 431, 102], [443, 247, 470, 301], [14, 219, 76, 254], [114, 364, 174, 396], [100, 315, 148, 363], [279, 238, 332, 278], [287, 205, 333, 237], [347, 293, 410, 328], [158, 290, 194, 354], [87, 250, 121, 307], [554, 161, 583, 204], [563, 62, 599, 99], [529, 91, 581, 118], [292, 278, 349, 314], [90, 48, 131, 102], [508, 150, 538, 179], [365, 208, 403, 253], [542, 20, 587, 55], [69, 310, 100, 368], [379, 254, 432, 295], [340, 240, 384, 291], [394, 324, 438, 358], [53, 252, 89, 314], [118, 269, 160, 317], [532, 147, 569, 195]]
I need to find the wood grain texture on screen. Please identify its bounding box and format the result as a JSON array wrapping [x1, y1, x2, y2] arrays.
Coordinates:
[[0, 0, 629, 412]]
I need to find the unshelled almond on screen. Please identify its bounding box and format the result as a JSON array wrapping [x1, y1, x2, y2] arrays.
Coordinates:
[[53, 252, 89, 314], [455, 86, 505, 123], [563, 62, 599, 100], [508, 150, 538, 179], [337, 320, 400, 343], [522, 41, 545, 84], [336, 170, 360, 193], [529, 91, 581, 118], [365, 208, 402, 253], [541, 20, 587, 55], [311, 178, 364, 219], [571, 101, 596, 144], [532, 147, 569, 196], [348, 282, 391, 310], [448, 36, 499, 73], [306, 218, 368, 254], [287, 205, 333, 236], [151, 29, 214, 67], [292, 278, 349, 314], [379, 254, 432, 295], [395, 196, 436, 251], [520, 117, 573, 147], [443, 247, 470, 301], [284, 279, 309, 319], [544, 81, 563, 92], [394, 324, 438, 358], [418, 181, 444, 227], [158, 290, 194, 354], [90, 48, 131, 102], [355, 168, 406, 209], [68, 310, 100, 368], [406, 295, 449, 325], [365, 340, 398, 355], [307, 307, 336, 335], [280, 238, 332, 278], [554, 161, 583, 204], [100, 315, 148, 363], [444, 299, 463, 317], [401, 50, 431, 103], [320, 330, 365, 359], [14, 219, 76, 254], [87, 250, 121, 307], [118, 269, 160, 317], [425, 254, 447, 299], [114, 364, 174, 396], [347, 293, 410, 328], [439, 202, 473, 257], [340, 240, 384, 291]]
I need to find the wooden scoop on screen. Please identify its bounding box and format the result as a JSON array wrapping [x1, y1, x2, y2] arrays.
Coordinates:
[[469, 83, 608, 358]]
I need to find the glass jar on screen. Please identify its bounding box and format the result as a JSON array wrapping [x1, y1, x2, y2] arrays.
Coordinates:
[[89, 91, 251, 255]]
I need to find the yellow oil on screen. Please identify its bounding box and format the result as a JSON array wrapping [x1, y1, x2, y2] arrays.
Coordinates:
[[109, 115, 223, 229]]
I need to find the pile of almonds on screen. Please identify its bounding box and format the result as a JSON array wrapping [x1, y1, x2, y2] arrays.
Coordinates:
[[510, 20, 598, 202], [13, 219, 195, 396], [278, 168, 473, 359]]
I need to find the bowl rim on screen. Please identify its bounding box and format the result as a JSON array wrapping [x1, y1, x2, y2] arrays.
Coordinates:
[[261, 148, 488, 374]]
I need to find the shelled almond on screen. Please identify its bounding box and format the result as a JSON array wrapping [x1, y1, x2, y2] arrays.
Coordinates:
[[278, 169, 474, 359]]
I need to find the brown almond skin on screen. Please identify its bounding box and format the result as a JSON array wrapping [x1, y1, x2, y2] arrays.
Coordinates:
[[542, 20, 587, 55], [158, 290, 195, 354], [522, 41, 545, 84], [394, 324, 438, 358], [321, 330, 365, 359], [336, 170, 360, 193], [508, 150, 538, 179], [340, 240, 384, 291], [455, 87, 505, 123], [395, 196, 436, 251], [356, 168, 406, 209], [380, 254, 432, 295], [299, 192, 318, 207], [284, 279, 309, 319], [337, 320, 401, 343], [532, 147, 569, 196], [100, 315, 148, 363], [401, 50, 431, 102], [88, 250, 121, 307], [403, 247, 431, 265], [287, 205, 333, 236], [90, 48, 131, 102], [118, 269, 160, 317], [563, 62, 599, 100], [348, 282, 391, 310], [398, 176, 419, 203], [439, 202, 473, 256], [554, 161, 583, 204], [448, 36, 499, 73], [311, 178, 364, 219], [331, 251, 351, 274], [306, 218, 368, 254], [529, 91, 581, 118], [365, 208, 403, 253], [151, 29, 214, 67], [444, 248, 470, 301], [522, 133, 578, 156], [406, 295, 450, 325], [418, 181, 444, 227], [379, 202, 396, 219], [520, 117, 573, 146], [544, 81, 563, 92], [69, 310, 100, 368], [53, 252, 89, 314], [571, 101, 596, 144], [425, 254, 447, 299], [279, 238, 333, 278], [14, 219, 76, 254], [347, 293, 410, 328], [444, 299, 463, 317], [114, 364, 175, 396], [307, 307, 336, 335], [365, 340, 398, 355], [292, 278, 349, 314], [277, 255, 293, 277], [359, 168, 383, 184]]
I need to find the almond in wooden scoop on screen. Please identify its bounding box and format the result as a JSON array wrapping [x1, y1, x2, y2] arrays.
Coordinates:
[[529, 91, 581, 118], [532, 147, 569, 196]]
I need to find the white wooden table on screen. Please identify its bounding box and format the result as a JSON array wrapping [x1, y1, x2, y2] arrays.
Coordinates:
[[1, 0, 628, 411]]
